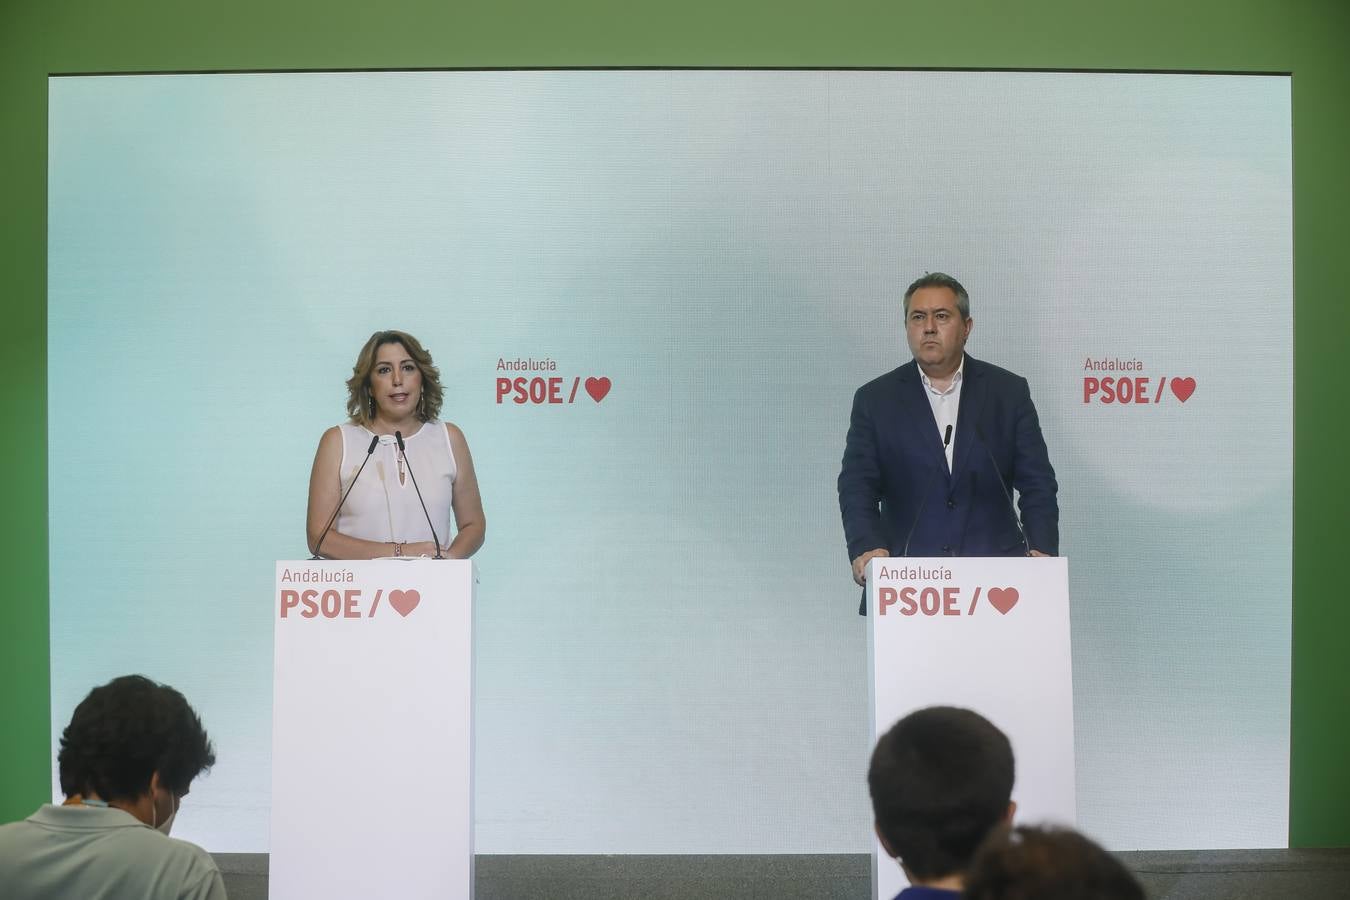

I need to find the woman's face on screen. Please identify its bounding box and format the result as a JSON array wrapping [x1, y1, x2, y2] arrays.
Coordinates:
[[368, 341, 422, 420]]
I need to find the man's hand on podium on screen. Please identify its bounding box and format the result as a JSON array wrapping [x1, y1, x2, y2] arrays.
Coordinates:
[[852, 548, 889, 586]]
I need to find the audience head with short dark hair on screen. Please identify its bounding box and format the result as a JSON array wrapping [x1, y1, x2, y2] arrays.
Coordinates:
[[964, 824, 1145, 900], [867, 705, 1014, 883], [57, 674, 216, 802]]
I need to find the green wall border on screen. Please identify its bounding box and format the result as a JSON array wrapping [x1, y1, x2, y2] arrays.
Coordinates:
[[3, 0, 1346, 846]]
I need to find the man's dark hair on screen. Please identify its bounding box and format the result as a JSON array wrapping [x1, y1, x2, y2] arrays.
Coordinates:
[[58, 674, 216, 801], [965, 825, 1145, 900], [903, 272, 971, 319], [867, 706, 1013, 881]]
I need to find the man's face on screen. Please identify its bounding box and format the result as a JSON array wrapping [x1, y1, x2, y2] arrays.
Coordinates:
[[905, 286, 972, 376]]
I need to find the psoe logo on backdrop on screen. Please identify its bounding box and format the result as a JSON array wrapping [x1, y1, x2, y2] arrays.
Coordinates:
[[1081, 357, 1196, 405], [278, 587, 421, 619], [878, 584, 1020, 617], [495, 357, 612, 405]]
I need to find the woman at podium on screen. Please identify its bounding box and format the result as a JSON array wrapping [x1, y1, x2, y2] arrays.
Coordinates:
[[306, 329, 485, 560]]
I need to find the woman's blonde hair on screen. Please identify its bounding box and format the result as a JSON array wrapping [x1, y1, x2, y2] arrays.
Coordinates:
[[345, 330, 444, 425]]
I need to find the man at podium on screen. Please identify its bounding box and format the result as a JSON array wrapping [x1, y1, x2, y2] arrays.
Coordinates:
[[838, 273, 1058, 603]]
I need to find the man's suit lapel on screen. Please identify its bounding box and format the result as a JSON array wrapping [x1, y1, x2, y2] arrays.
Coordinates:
[[951, 355, 987, 484], [894, 362, 951, 478]]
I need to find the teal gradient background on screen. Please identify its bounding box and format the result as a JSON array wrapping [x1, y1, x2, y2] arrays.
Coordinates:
[[4, 0, 1347, 852], [48, 71, 1290, 852]]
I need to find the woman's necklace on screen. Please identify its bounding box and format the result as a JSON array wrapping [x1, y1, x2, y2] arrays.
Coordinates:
[[375, 419, 412, 485]]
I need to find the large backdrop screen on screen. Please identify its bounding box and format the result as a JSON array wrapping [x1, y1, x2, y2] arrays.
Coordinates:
[[48, 70, 1292, 852]]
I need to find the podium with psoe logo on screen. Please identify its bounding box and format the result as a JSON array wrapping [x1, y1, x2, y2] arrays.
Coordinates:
[[270, 560, 475, 900], [867, 557, 1075, 900]]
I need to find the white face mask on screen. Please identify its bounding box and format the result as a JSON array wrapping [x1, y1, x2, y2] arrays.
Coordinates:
[[152, 788, 177, 836]]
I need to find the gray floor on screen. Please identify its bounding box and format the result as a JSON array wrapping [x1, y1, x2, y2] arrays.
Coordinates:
[[215, 849, 1350, 898]]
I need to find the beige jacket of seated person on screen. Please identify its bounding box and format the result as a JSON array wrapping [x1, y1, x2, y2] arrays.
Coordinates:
[[0, 804, 226, 900]]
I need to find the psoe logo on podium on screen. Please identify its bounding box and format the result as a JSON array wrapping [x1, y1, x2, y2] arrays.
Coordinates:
[[277, 567, 423, 620], [873, 563, 1022, 618]]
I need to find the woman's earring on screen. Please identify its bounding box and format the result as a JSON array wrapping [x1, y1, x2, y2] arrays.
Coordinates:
[[368, 394, 375, 418]]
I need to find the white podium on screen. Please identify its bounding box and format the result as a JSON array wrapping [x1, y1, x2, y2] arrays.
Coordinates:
[[867, 557, 1075, 900], [270, 560, 475, 900]]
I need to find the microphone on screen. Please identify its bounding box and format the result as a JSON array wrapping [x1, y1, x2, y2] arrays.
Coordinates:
[[974, 423, 1030, 556], [943, 423, 953, 448], [312, 434, 379, 559], [901, 464, 942, 557], [395, 430, 444, 559], [863, 462, 942, 616]]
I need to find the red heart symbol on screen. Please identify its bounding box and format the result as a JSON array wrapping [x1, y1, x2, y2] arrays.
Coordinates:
[[1170, 377, 1196, 403], [388, 589, 420, 618], [585, 377, 611, 403], [987, 587, 1019, 615]]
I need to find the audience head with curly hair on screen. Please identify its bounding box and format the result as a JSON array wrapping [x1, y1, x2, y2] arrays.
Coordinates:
[[58, 674, 216, 806]]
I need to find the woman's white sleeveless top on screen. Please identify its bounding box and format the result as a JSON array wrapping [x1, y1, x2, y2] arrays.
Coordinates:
[[334, 420, 457, 546]]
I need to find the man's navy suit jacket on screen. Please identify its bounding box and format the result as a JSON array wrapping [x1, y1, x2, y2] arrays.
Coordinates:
[[838, 354, 1059, 570]]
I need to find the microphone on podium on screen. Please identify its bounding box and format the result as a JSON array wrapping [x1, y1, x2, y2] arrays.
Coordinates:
[[395, 430, 444, 559], [975, 423, 1030, 556], [902, 426, 951, 559], [312, 434, 379, 559], [902, 461, 944, 559]]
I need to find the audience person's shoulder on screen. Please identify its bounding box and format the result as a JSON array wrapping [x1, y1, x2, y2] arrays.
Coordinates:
[[139, 831, 226, 900], [964, 824, 1144, 900], [175, 839, 227, 900]]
